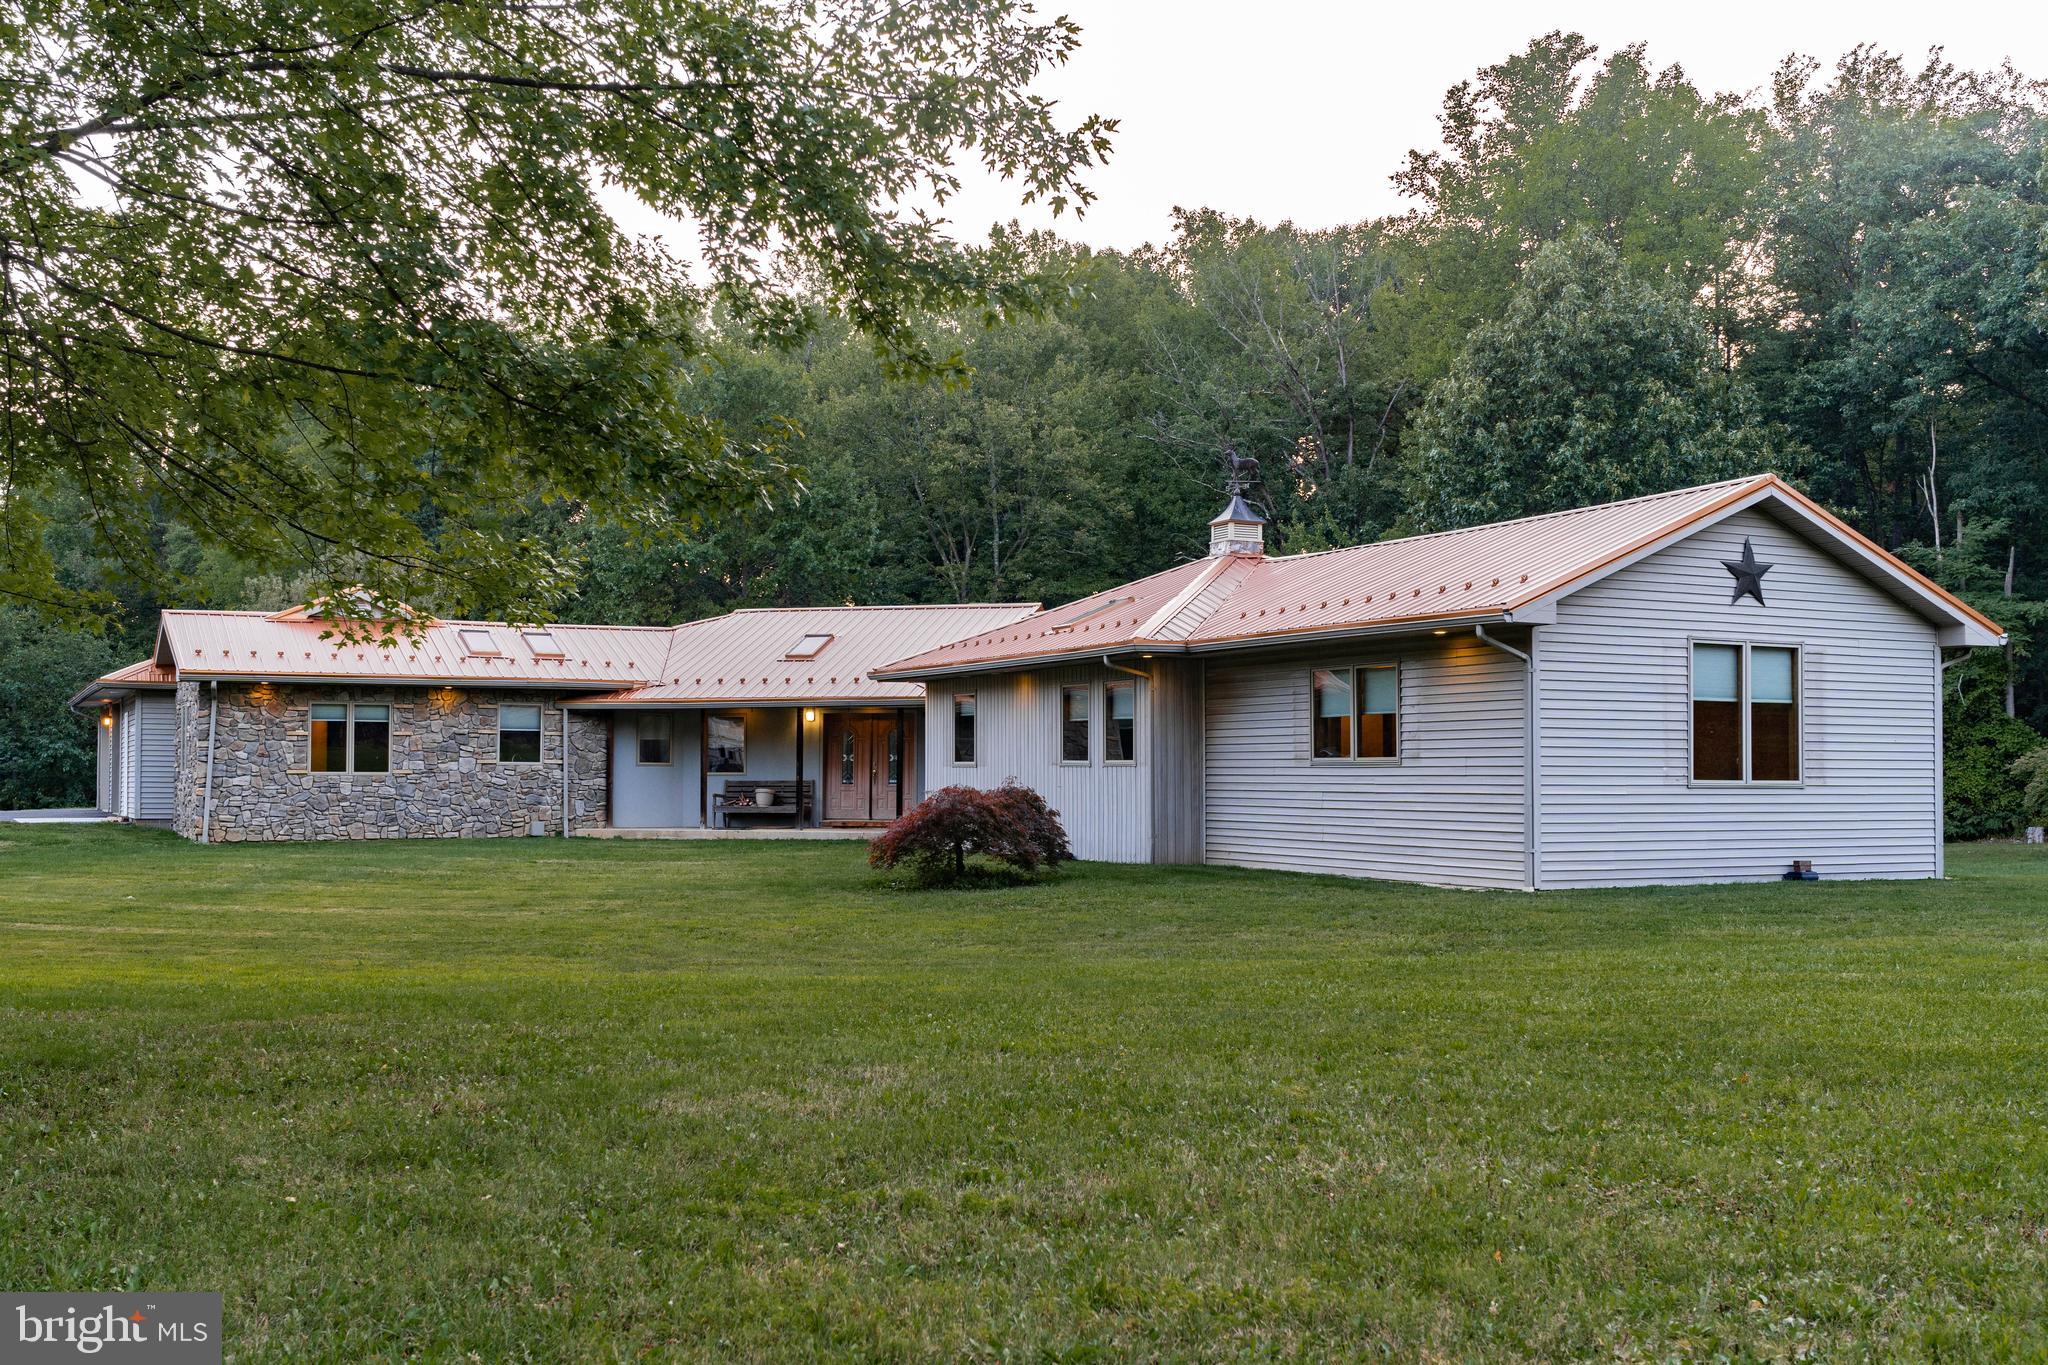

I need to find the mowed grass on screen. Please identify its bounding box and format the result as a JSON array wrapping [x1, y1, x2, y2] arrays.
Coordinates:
[[2, 829, 2046, 1361]]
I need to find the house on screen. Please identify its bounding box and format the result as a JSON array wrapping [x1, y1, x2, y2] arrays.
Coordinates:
[[72, 602, 1037, 841], [872, 475, 2006, 888]]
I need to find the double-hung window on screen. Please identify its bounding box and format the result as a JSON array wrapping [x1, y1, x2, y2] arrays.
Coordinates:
[[1060, 685, 1091, 763], [1691, 641, 1800, 783], [309, 702, 390, 773], [1105, 680, 1136, 763], [498, 704, 542, 764], [1312, 664, 1399, 760], [637, 715, 673, 765], [707, 715, 746, 773], [952, 693, 976, 764]]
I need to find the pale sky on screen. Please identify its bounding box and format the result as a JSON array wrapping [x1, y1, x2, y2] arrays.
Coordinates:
[[613, 1, 2045, 258]]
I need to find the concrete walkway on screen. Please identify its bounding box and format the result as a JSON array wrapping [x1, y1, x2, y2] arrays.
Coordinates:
[[584, 826, 875, 841], [0, 807, 113, 823]]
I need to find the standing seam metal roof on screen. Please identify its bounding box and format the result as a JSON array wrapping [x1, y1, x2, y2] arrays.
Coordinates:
[[873, 475, 2004, 675]]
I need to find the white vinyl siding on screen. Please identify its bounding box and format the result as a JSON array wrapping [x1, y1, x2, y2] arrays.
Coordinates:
[[1536, 506, 1941, 887], [1203, 634, 1530, 889], [922, 664, 1153, 862], [112, 693, 177, 821]]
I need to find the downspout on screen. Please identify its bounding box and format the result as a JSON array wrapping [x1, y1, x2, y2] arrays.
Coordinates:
[[199, 680, 219, 845], [560, 706, 572, 838], [1475, 625, 1537, 891], [1101, 654, 1151, 680]]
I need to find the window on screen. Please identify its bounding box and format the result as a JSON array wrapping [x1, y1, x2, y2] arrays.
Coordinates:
[[1692, 642, 1800, 784], [1105, 680, 1136, 763], [1357, 665, 1398, 759], [1751, 647, 1799, 782], [1312, 669, 1351, 758], [707, 715, 746, 773], [887, 726, 901, 786], [457, 627, 501, 657], [953, 693, 976, 764], [353, 705, 390, 773], [637, 714, 672, 765], [499, 704, 542, 764], [520, 629, 563, 659], [786, 633, 834, 660], [1060, 685, 1090, 763], [839, 727, 856, 784], [310, 703, 348, 772], [310, 702, 389, 773], [1312, 664, 1400, 761]]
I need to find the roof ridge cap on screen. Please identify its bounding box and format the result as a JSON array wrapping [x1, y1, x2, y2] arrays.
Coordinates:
[[1267, 475, 1774, 563]]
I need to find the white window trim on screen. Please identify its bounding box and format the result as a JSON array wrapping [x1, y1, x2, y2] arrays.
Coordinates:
[[1057, 683, 1092, 766], [950, 691, 978, 767], [635, 714, 674, 767], [1308, 661, 1402, 765], [309, 701, 392, 776], [1103, 678, 1139, 765], [706, 714, 747, 776], [496, 703, 545, 766], [1687, 638, 1806, 789]]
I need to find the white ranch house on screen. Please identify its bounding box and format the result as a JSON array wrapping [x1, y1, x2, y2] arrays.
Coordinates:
[[75, 475, 2003, 888]]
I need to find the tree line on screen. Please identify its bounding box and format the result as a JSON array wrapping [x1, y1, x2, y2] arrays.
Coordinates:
[[5, 33, 2044, 832]]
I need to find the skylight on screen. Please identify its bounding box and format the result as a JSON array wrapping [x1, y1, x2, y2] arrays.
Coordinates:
[[1049, 596, 1133, 632], [521, 629, 564, 659], [458, 628, 502, 657], [785, 633, 835, 660]]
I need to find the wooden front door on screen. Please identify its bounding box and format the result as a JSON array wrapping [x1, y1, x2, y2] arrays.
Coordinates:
[[823, 715, 912, 822]]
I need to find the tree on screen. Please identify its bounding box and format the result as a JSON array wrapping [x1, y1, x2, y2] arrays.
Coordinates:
[[1392, 34, 1765, 367], [1145, 211, 1411, 548], [0, 609, 119, 807], [1405, 231, 1793, 531], [0, 0, 1113, 631]]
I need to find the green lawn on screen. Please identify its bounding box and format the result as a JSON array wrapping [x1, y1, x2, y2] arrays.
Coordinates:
[[2, 828, 2046, 1361]]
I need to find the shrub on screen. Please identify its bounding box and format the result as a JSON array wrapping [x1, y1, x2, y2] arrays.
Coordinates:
[[868, 782, 1073, 886]]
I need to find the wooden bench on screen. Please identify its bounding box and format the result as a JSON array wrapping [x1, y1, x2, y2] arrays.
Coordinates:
[[713, 779, 815, 828]]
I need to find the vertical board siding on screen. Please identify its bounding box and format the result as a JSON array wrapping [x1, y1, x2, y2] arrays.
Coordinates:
[[1203, 635, 1530, 889], [1148, 658, 1205, 863], [1536, 506, 1941, 887], [923, 665, 1154, 863], [118, 697, 139, 817], [135, 693, 177, 820], [95, 717, 113, 812]]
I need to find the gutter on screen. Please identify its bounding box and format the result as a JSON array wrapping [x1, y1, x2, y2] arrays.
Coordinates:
[[199, 679, 219, 845], [1474, 625, 1538, 892], [872, 612, 1516, 682]]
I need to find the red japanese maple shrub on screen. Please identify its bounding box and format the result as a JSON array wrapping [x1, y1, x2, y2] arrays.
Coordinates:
[[868, 782, 1072, 886]]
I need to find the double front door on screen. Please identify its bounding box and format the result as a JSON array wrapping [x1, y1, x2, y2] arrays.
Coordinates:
[[823, 714, 910, 822]]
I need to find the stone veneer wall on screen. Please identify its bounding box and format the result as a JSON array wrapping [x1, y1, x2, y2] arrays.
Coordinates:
[[171, 681, 609, 841]]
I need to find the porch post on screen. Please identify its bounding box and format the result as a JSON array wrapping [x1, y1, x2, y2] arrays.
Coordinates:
[[698, 710, 710, 828], [794, 706, 806, 830], [893, 707, 907, 818]]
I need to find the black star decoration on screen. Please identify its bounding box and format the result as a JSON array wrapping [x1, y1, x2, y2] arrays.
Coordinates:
[[1724, 537, 1773, 606]]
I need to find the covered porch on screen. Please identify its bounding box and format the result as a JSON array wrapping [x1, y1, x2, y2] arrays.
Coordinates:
[[578, 702, 922, 833]]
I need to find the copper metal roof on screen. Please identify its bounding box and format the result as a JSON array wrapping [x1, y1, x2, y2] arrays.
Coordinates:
[[67, 658, 178, 708], [133, 602, 1039, 703], [574, 603, 1040, 706], [155, 610, 677, 686], [875, 475, 2005, 676]]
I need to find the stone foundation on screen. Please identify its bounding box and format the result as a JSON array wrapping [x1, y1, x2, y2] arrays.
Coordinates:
[[173, 682, 609, 842]]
